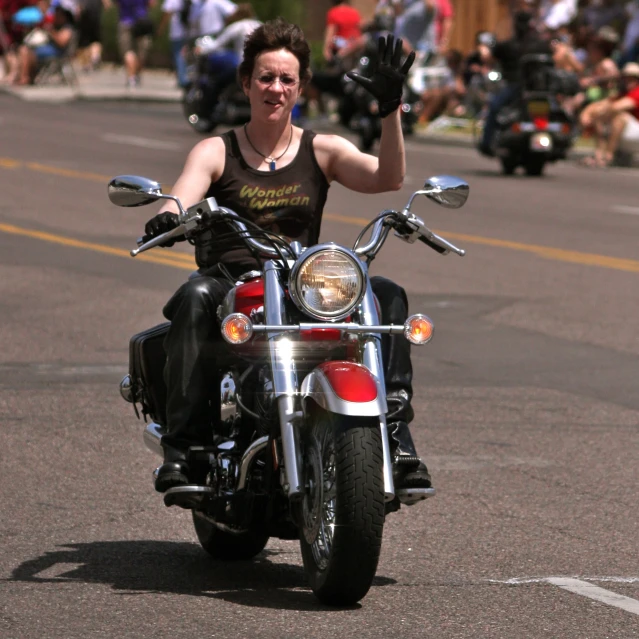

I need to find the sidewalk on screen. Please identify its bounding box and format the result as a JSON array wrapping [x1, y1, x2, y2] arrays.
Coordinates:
[[0, 63, 182, 104]]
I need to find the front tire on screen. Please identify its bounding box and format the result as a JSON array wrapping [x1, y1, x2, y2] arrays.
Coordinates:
[[295, 409, 385, 606], [192, 511, 269, 560]]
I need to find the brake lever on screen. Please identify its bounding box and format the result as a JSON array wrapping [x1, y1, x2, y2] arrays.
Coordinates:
[[392, 212, 465, 256], [131, 214, 202, 256]]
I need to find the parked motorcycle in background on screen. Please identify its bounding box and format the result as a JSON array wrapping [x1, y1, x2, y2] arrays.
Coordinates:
[[108, 173, 469, 606]]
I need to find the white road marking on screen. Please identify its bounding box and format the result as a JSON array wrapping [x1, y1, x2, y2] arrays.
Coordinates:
[[612, 205, 639, 216], [490, 576, 639, 585], [101, 133, 183, 151], [547, 578, 639, 616]]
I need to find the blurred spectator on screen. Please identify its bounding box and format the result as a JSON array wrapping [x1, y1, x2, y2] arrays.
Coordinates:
[[305, 0, 363, 119], [435, 0, 453, 53], [104, 0, 156, 88], [418, 48, 465, 122], [322, 0, 361, 65], [620, 0, 639, 65], [158, 0, 189, 87], [15, 0, 76, 84], [579, 61, 639, 166], [538, 0, 578, 31], [0, 0, 31, 83], [76, 0, 103, 70], [396, 0, 437, 55], [562, 28, 619, 115], [581, 0, 627, 33], [188, 0, 235, 38]]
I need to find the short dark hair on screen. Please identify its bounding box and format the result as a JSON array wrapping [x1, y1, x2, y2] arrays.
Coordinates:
[[238, 18, 312, 87]]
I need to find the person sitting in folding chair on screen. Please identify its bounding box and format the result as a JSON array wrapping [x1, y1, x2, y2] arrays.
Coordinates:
[[15, 0, 77, 85]]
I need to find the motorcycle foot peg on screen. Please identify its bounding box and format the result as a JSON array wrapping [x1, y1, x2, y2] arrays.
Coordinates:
[[163, 485, 212, 510], [396, 487, 436, 506]]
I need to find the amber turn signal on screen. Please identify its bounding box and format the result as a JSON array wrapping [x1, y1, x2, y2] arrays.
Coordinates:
[[221, 313, 254, 345], [404, 314, 434, 345]]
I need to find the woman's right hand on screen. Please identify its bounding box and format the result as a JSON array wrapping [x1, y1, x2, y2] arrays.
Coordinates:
[[144, 212, 181, 247]]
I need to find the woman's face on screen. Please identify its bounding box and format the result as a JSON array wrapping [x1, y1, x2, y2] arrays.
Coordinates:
[[243, 49, 302, 124]]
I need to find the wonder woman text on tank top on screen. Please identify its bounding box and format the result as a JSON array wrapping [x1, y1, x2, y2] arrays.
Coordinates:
[[195, 129, 330, 268]]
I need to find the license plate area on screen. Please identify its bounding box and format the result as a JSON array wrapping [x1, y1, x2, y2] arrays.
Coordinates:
[[527, 100, 550, 117]]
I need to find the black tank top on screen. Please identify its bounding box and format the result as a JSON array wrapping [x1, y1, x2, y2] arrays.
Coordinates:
[[195, 128, 330, 269]]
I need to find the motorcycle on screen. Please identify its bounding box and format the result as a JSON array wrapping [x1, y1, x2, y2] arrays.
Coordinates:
[[492, 53, 579, 176], [181, 40, 251, 134], [108, 173, 469, 605]]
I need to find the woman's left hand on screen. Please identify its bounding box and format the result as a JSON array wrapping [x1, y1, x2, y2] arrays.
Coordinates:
[[346, 34, 416, 118]]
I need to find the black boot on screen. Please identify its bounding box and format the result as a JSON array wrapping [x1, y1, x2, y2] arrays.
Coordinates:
[[388, 420, 433, 491], [155, 460, 189, 493]]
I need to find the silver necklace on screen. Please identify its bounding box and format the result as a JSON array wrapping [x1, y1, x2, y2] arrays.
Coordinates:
[[244, 123, 293, 171]]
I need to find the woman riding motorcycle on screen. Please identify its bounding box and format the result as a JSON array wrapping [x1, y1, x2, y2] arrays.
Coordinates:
[[142, 19, 432, 496]]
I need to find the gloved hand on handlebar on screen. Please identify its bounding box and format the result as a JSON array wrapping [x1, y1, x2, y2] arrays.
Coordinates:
[[143, 212, 183, 247], [346, 34, 416, 118]]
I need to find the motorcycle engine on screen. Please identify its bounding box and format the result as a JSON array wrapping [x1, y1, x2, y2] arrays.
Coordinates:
[[254, 365, 277, 437]]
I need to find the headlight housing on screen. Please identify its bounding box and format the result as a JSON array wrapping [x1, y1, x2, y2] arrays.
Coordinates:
[[289, 244, 366, 320]]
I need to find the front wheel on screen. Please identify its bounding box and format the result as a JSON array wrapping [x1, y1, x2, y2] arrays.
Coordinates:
[[295, 409, 385, 606]]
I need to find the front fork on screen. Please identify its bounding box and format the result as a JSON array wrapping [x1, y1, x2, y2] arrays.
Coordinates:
[[264, 261, 395, 502]]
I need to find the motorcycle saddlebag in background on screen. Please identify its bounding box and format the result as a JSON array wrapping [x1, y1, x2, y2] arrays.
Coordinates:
[[128, 322, 169, 424]]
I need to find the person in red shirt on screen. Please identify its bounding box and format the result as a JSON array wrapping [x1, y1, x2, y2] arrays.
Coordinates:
[[323, 0, 362, 63], [580, 62, 639, 167], [435, 0, 454, 54]]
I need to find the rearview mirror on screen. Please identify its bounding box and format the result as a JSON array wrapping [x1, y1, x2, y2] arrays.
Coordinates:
[[424, 175, 469, 209], [108, 175, 163, 207]]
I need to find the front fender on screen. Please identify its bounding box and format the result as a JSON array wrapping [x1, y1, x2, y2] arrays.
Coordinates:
[[300, 361, 387, 417]]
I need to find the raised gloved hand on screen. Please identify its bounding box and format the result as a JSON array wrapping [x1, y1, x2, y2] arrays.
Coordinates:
[[346, 34, 416, 118], [143, 211, 182, 247]]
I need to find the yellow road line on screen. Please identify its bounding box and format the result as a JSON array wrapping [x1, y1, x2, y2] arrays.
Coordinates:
[[323, 213, 639, 274], [0, 223, 196, 271], [2, 157, 638, 274]]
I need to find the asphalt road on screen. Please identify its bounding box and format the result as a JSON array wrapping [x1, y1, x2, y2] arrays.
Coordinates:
[[1, 95, 638, 639]]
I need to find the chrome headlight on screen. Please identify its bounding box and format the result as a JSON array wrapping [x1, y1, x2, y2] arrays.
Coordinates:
[[289, 245, 366, 320]]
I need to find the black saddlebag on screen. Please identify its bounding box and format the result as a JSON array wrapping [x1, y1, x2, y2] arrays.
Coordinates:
[[128, 322, 169, 424]]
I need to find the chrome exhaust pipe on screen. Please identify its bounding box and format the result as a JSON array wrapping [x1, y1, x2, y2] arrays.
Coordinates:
[[237, 435, 269, 490], [143, 422, 164, 457]]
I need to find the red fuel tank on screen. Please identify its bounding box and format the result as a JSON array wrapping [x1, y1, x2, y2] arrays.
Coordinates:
[[234, 278, 264, 317]]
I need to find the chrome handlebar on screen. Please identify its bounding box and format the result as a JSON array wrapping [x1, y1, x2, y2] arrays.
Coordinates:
[[353, 209, 465, 259], [132, 200, 465, 260], [132, 199, 295, 259]]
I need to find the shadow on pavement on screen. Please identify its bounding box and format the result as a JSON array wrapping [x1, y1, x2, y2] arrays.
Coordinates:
[[9, 540, 396, 611]]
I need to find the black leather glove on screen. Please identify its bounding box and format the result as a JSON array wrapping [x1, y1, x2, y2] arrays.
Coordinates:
[[346, 34, 416, 118], [143, 211, 181, 247]]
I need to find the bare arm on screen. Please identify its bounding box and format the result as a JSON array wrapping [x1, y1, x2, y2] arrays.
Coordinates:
[[320, 108, 405, 194], [610, 96, 638, 114], [49, 26, 73, 49], [157, 138, 225, 214]]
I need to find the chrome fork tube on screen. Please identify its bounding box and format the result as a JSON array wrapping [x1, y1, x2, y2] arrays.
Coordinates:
[[359, 278, 395, 502], [263, 261, 303, 499]]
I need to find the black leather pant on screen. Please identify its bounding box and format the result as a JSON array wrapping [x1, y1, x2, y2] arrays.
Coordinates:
[[160, 269, 414, 458]]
